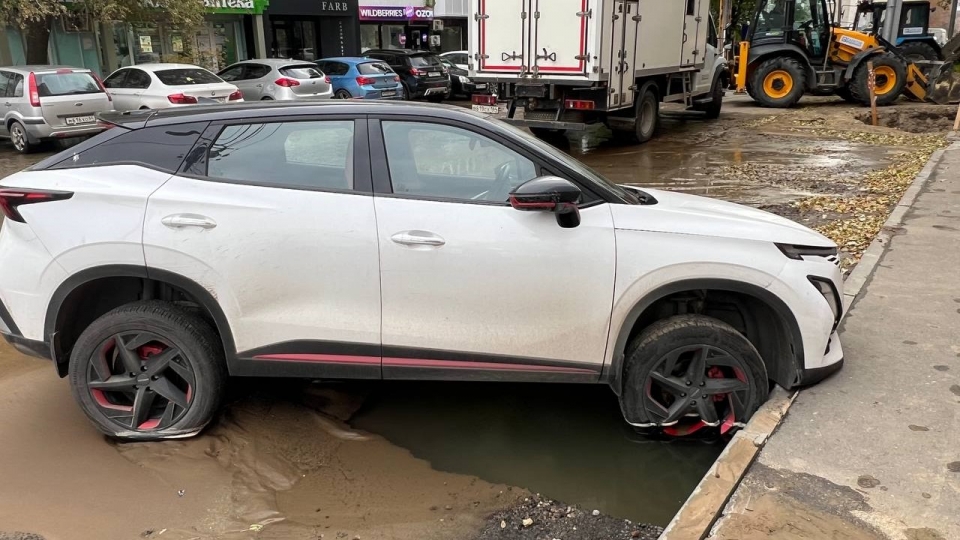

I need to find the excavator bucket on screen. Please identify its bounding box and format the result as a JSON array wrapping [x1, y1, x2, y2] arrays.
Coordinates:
[[924, 33, 960, 104]]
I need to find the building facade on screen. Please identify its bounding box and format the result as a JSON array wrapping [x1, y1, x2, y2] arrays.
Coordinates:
[[262, 0, 362, 60]]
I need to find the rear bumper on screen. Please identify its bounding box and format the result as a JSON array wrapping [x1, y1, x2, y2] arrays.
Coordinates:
[[502, 118, 587, 131], [358, 86, 405, 100], [279, 88, 334, 100], [23, 120, 105, 141], [412, 79, 450, 97], [0, 298, 49, 360]]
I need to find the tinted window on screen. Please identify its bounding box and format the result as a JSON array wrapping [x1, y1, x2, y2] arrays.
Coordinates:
[[103, 70, 128, 88], [208, 121, 355, 191], [325, 62, 350, 76], [126, 69, 151, 89], [155, 68, 222, 86], [381, 121, 537, 202], [279, 65, 323, 79], [408, 55, 441, 67], [246, 64, 272, 79], [357, 61, 391, 75], [36, 72, 101, 96], [449, 53, 468, 64], [48, 122, 207, 172], [218, 65, 245, 81]]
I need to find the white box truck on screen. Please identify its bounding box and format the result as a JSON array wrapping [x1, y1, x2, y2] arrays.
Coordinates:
[[468, 0, 729, 143]]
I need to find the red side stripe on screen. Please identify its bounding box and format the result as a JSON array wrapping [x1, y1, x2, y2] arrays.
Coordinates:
[[254, 354, 381, 365]]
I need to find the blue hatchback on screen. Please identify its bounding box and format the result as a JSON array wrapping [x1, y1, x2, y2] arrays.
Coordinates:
[[315, 57, 404, 100]]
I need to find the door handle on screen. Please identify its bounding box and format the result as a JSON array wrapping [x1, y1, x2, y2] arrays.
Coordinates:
[[390, 230, 445, 247], [161, 214, 217, 230]]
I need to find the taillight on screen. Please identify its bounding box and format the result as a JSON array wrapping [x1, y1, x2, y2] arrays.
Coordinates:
[[92, 73, 111, 102], [275, 77, 300, 87], [167, 93, 198, 104], [27, 73, 40, 107], [472, 94, 497, 105], [564, 99, 595, 110], [356, 76, 376, 86], [324, 75, 331, 84], [409, 68, 422, 76], [228, 90, 243, 101], [0, 188, 73, 223]]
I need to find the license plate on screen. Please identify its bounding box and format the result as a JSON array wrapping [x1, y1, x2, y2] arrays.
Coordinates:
[[427, 71, 439, 77], [472, 105, 500, 114], [475, 83, 488, 89], [381, 90, 397, 97], [65, 115, 95, 126]]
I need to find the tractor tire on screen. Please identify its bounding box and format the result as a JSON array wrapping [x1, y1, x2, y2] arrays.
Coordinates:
[[898, 41, 941, 63], [849, 52, 907, 107], [749, 57, 806, 108]]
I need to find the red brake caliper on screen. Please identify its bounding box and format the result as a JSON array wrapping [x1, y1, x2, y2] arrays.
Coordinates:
[[707, 367, 726, 402]]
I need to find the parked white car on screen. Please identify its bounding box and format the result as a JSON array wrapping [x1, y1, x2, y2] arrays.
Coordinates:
[[439, 50, 469, 70], [0, 101, 844, 442], [103, 63, 242, 111]]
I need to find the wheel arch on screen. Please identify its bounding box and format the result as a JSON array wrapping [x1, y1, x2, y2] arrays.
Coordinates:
[[747, 45, 817, 90], [44, 265, 236, 377], [603, 278, 805, 396]]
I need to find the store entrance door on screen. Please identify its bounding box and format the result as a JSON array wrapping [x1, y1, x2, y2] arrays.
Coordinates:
[[271, 18, 318, 61]]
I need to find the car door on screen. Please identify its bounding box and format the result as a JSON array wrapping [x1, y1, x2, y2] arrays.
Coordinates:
[[240, 64, 272, 100], [104, 68, 146, 111], [0, 70, 13, 137], [370, 118, 616, 381], [143, 117, 383, 379], [217, 64, 251, 99]]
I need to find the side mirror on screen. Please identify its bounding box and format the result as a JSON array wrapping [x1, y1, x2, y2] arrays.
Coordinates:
[[509, 176, 582, 228]]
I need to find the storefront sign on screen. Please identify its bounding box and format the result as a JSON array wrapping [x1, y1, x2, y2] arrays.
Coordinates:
[[358, 5, 434, 21], [203, 0, 269, 14], [318, 1, 352, 15]]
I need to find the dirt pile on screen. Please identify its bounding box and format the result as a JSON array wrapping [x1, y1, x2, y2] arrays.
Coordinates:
[[475, 495, 663, 540], [855, 106, 958, 133]]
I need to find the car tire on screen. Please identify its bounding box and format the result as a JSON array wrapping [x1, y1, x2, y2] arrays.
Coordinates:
[[68, 301, 226, 441], [849, 52, 907, 107], [335, 89, 351, 99], [619, 314, 768, 439], [401, 84, 411, 101], [8, 121, 33, 154], [749, 56, 806, 108]]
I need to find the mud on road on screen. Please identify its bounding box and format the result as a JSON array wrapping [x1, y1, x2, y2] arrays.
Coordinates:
[[0, 96, 953, 540]]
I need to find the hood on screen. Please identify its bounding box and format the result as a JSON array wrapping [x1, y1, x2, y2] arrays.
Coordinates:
[[611, 187, 835, 247]]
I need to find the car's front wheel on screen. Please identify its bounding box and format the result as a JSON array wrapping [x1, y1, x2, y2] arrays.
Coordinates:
[[620, 315, 768, 438], [68, 301, 225, 441]]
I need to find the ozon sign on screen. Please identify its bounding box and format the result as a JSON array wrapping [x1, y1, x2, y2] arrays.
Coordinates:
[[358, 5, 434, 21]]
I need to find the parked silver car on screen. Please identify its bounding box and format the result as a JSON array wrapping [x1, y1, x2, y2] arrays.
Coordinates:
[[0, 66, 112, 154], [217, 59, 333, 101]]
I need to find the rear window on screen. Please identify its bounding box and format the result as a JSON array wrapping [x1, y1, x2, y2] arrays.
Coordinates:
[[36, 72, 101, 97], [408, 55, 441, 67], [279, 65, 323, 79], [46, 122, 208, 173], [358, 62, 393, 75], [155, 69, 222, 86]]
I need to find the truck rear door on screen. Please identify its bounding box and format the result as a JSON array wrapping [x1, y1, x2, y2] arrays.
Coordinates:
[[530, 0, 591, 76], [477, 0, 529, 73], [681, 0, 706, 66]]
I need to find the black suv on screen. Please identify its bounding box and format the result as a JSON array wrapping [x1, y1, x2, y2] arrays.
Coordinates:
[[364, 49, 450, 102]]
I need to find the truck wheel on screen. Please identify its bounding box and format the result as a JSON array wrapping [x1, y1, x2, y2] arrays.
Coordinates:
[[899, 41, 940, 62], [849, 52, 906, 107], [619, 315, 768, 439], [698, 76, 724, 119], [633, 83, 660, 144], [68, 301, 226, 441], [749, 57, 806, 108]]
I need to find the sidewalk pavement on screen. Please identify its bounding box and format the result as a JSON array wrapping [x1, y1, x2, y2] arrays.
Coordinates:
[[708, 145, 960, 539]]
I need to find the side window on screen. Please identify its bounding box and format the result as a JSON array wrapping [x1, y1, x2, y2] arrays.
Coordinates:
[[218, 65, 245, 81], [330, 62, 350, 76], [103, 70, 128, 88], [0, 71, 12, 97], [207, 121, 356, 191], [246, 64, 272, 79], [686, 0, 695, 16], [381, 121, 537, 203], [126, 69, 152, 89], [49, 122, 207, 172], [455, 54, 468, 65], [10, 75, 23, 97]]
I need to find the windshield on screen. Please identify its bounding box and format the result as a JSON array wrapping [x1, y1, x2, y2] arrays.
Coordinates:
[[155, 68, 222, 86], [491, 117, 640, 203], [36, 72, 102, 96], [280, 65, 323, 79], [358, 62, 393, 75]]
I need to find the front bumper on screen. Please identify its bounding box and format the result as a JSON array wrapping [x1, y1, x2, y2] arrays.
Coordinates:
[[797, 331, 844, 385]]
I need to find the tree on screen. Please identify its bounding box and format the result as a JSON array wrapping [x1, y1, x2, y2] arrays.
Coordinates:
[[0, 0, 207, 64], [711, 0, 757, 42]]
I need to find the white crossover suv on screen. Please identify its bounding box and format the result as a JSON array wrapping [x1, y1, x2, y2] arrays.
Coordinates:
[[0, 101, 844, 441]]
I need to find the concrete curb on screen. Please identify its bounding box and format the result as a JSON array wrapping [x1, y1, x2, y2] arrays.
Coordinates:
[[658, 142, 956, 540], [658, 387, 795, 540]]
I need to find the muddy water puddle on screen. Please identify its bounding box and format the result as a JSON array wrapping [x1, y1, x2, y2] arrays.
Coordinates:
[[351, 382, 720, 527]]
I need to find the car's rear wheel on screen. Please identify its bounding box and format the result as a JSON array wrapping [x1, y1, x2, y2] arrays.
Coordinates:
[[620, 315, 768, 439], [335, 89, 351, 99], [68, 301, 225, 441], [9, 121, 32, 154]]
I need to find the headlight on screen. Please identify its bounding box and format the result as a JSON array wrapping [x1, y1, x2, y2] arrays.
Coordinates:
[[809, 277, 842, 330], [776, 243, 838, 260], [458, 75, 470, 84]]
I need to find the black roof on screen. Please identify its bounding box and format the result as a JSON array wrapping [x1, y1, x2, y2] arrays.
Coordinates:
[[100, 100, 483, 129]]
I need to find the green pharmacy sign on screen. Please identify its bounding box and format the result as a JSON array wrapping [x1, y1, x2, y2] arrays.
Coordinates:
[[204, 0, 269, 14]]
